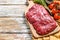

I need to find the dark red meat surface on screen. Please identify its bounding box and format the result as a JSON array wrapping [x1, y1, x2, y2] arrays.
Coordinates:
[[26, 4, 57, 35]]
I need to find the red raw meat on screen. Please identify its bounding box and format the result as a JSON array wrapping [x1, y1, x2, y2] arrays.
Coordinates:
[[26, 4, 57, 35]]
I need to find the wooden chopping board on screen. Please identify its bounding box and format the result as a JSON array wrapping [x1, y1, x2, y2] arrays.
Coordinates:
[[32, 32, 60, 40], [32, 22, 60, 40]]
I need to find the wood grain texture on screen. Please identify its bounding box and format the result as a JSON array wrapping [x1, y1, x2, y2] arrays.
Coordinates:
[[0, 0, 26, 4], [0, 0, 59, 40], [0, 34, 32, 40], [0, 18, 31, 33], [0, 0, 60, 40], [0, 5, 27, 17], [0, 0, 32, 40]]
